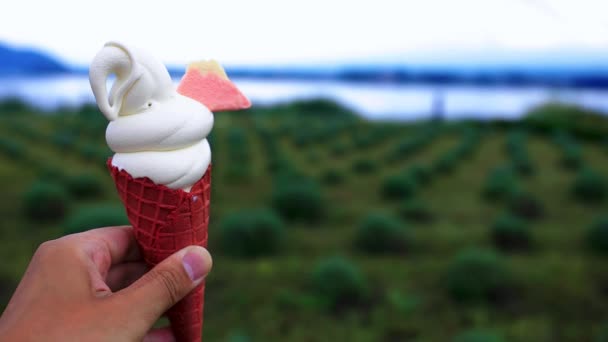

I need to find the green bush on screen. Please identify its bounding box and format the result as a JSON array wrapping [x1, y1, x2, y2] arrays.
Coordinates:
[[453, 329, 504, 342], [63, 204, 128, 235], [351, 158, 377, 174], [224, 165, 252, 182], [586, 217, 608, 255], [561, 145, 582, 170], [506, 133, 535, 176], [266, 156, 292, 174], [572, 168, 608, 203], [508, 192, 544, 220], [0, 98, 31, 114], [36, 164, 66, 181], [445, 249, 511, 302], [381, 175, 417, 200], [286, 98, 357, 118], [399, 199, 433, 222], [491, 214, 531, 251], [433, 154, 458, 174], [553, 132, 582, 170], [272, 178, 325, 222], [355, 213, 411, 254], [306, 151, 321, 163], [64, 173, 104, 199], [310, 257, 367, 311], [219, 209, 285, 257], [0, 138, 24, 160], [407, 164, 432, 185], [523, 103, 608, 141], [52, 131, 76, 150], [331, 142, 348, 157], [293, 131, 313, 148], [226, 128, 250, 164], [23, 181, 70, 221], [95, 147, 113, 167], [76, 143, 98, 162], [482, 166, 519, 201], [513, 156, 535, 176], [321, 168, 345, 186]]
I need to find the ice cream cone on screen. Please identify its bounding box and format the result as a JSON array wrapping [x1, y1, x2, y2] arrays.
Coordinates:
[[108, 159, 211, 342]]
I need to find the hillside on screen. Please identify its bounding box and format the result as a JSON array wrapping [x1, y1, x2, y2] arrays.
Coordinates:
[[0, 43, 68, 76], [1, 100, 608, 341]]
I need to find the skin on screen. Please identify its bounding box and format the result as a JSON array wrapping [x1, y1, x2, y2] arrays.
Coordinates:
[[0, 226, 212, 342]]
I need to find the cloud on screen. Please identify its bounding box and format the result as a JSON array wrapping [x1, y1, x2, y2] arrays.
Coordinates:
[[0, 0, 607, 65]]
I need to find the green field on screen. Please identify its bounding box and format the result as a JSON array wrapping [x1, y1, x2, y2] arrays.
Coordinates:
[[1, 99, 608, 341]]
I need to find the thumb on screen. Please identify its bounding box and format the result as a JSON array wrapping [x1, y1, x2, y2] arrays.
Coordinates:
[[115, 246, 212, 326]]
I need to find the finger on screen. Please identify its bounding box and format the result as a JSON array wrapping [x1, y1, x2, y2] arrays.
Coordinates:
[[114, 246, 212, 327], [106, 262, 150, 292], [83, 226, 142, 264], [75, 226, 142, 277], [143, 327, 176, 342]]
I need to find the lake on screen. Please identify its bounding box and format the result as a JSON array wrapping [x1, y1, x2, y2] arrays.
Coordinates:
[[1, 75, 608, 120]]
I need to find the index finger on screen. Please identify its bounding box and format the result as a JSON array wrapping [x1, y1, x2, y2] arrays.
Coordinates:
[[77, 226, 142, 269]]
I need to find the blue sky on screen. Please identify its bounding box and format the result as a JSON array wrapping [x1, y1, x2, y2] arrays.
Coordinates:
[[1, 0, 608, 67]]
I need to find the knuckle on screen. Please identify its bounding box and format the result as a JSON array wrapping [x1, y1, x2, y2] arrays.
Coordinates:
[[34, 240, 60, 259], [33, 237, 83, 265], [153, 267, 184, 305]]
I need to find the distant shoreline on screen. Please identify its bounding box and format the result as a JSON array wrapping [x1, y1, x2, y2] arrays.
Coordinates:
[[60, 66, 608, 90], [4, 41, 608, 89], [2, 76, 608, 120]]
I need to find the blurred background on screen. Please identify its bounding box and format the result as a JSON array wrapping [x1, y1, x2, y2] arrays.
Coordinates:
[[1, 0, 608, 341]]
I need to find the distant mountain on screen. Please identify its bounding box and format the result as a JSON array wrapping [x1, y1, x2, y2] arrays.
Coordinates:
[[3, 41, 608, 89], [0, 43, 68, 76]]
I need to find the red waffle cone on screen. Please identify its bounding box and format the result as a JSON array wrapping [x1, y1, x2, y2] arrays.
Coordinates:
[[107, 159, 211, 342]]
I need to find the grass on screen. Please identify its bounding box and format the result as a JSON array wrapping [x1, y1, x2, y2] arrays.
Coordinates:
[[0, 100, 607, 341]]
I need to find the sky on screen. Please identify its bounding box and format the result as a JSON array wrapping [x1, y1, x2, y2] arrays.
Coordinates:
[[1, 0, 608, 67]]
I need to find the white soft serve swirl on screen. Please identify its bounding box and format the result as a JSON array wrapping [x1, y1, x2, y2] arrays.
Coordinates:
[[107, 94, 213, 191]]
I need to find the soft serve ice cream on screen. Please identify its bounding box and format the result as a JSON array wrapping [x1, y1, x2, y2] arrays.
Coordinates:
[[91, 41, 249, 342], [106, 96, 212, 191], [89, 42, 213, 191]]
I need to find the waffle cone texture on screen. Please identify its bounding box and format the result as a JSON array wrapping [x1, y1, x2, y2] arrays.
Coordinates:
[[108, 159, 211, 342]]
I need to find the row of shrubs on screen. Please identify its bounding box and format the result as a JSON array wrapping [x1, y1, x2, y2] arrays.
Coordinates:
[[219, 209, 419, 258], [256, 125, 298, 176], [348, 124, 398, 151], [482, 165, 519, 202], [483, 173, 608, 253], [224, 127, 252, 181], [321, 161, 433, 191], [572, 167, 608, 204], [432, 127, 481, 174], [550, 131, 608, 204], [216, 208, 517, 313], [384, 124, 441, 163], [485, 130, 532, 249], [285, 249, 514, 313], [23, 172, 106, 222], [291, 119, 357, 148], [54, 205, 608, 327], [505, 130, 535, 176], [490, 212, 608, 256], [379, 163, 434, 224], [482, 159, 544, 252], [553, 131, 583, 170], [11, 116, 110, 168], [378, 128, 482, 223], [0, 137, 25, 160], [485, 158, 607, 210]]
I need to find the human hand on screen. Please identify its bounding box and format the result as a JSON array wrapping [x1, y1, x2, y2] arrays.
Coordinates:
[[0, 226, 212, 342]]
